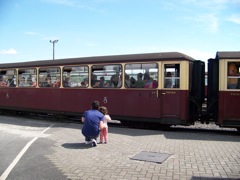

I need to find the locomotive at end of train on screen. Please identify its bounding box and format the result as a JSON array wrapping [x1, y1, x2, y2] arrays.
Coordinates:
[[0, 51, 239, 132]]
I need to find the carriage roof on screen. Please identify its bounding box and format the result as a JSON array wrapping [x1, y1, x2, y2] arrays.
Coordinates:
[[216, 51, 240, 59], [0, 52, 195, 69]]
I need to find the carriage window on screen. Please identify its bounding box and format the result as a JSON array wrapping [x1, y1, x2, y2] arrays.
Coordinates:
[[0, 69, 16, 87], [91, 64, 122, 88], [39, 67, 61, 88], [18, 68, 37, 87], [63, 66, 89, 88], [164, 64, 180, 88], [227, 62, 240, 89], [125, 63, 158, 88]]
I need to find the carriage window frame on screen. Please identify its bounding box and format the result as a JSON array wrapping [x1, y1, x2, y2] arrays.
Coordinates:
[[38, 67, 61, 88], [91, 64, 122, 88], [227, 62, 240, 90], [124, 63, 158, 89], [164, 64, 180, 89], [62, 66, 89, 88], [18, 68, 37, 87], [0, 69, 16, 87]]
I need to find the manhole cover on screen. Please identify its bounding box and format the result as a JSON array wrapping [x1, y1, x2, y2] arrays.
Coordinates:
[[130, 151, 172, 164]]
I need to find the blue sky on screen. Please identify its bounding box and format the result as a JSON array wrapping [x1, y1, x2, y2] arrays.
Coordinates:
[[0, 0, 240, 65]]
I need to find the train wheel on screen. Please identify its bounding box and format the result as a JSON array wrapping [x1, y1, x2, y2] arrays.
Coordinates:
[[162, 124, 171, 131], [120, 121, 128, 126]]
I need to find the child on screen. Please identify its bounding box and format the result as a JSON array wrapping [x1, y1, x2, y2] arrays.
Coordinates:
[[99, 106, 111, 143]]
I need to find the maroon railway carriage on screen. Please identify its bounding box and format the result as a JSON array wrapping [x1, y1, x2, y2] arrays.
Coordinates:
[[0, 52, 204, 127], [207, 51, 240, 130]]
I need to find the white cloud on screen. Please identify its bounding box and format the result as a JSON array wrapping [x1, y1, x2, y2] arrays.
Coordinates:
[[0, 49, 17, 55], [227, 14, 240, 24], [181, 49, 214, 62], [195, 14, 219, 32]]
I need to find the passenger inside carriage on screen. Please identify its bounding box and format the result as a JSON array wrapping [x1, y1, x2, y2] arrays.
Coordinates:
[[227, 63, 238, 89], [63, 77, 71, 87], [165, 72, 172, 88], [143, 73, 158, 88], [99, 76, 105, 88], [1, 80, 7, 86], [134, 73, 144, 88], [91, 74, 99, 88], [45, 77, 52, 87], [6, 77, 15, 87], [143, 73, 153, 88], [129, 77, 136, 88], [124, 74, 131, 88], [18, 77, 25, 86], [53, 78, 61, 87], [110, 74, 121, 88], [32, 78, 37, 87]]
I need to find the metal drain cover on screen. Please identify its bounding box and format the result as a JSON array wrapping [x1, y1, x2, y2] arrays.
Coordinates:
[[130, 151, 171, 164]]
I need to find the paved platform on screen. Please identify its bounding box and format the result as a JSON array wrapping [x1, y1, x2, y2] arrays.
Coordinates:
[[46, 122, 240, 180], [0, 115, 239, 180]]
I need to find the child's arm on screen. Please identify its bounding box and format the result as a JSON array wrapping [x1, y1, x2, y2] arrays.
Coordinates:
[[106, 115, 111, 122]]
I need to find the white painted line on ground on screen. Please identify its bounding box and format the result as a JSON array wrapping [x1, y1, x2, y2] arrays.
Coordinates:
[[0, 124, 54, 180]]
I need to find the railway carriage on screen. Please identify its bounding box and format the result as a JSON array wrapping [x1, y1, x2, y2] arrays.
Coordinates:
[[207, 51, 240, 130], [0, 51, 239, 131], [0, 52, 204, 127]]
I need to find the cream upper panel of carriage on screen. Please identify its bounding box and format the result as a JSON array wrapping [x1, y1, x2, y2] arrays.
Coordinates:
[[219, 59, 240, 91]]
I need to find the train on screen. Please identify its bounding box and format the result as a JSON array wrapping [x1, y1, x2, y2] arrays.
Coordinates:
[[0, 51, 239, 131]]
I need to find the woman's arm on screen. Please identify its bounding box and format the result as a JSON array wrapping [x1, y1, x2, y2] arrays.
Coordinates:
[[81, 117, 85, 123]]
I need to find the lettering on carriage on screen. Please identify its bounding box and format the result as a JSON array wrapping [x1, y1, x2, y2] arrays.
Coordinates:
[[103, 97, 108, 103], [166, 91, 176, 94], [230, 93, 240, 96], [6, 92, 9, 99]]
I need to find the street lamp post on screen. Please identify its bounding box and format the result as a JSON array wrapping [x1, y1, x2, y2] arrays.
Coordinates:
[[49, 40, 58, 60]]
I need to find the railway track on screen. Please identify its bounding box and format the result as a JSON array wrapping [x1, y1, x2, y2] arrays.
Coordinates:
[[0, 110, 238, 135]]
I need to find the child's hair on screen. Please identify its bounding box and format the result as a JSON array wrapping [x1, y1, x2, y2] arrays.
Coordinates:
[[99, 106, 108, 115]]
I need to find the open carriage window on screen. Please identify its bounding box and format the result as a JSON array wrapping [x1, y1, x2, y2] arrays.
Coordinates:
[[18, 68, 37, 87], [227, 62, 240, 89], [125, 63, 158, 88], [91, 64, 122, 88], [0, 69, 16, 87], [164, 64, 180, 88], [63, 66, 89, 88], [39, 67, 61, 88]]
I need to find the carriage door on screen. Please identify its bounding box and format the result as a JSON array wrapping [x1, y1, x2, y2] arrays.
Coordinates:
[[161, 63, 181, 122]]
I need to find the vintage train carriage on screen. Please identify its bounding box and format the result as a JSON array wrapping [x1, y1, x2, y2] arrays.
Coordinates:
[[0, 52, 204, 127], [207, 51, 240, 130]]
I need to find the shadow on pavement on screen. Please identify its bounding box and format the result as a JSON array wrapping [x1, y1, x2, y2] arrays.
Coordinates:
[[61, 142, 94, 149]]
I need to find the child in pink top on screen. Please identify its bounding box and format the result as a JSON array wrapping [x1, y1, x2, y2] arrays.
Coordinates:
[[99, 106, 111, 143]]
